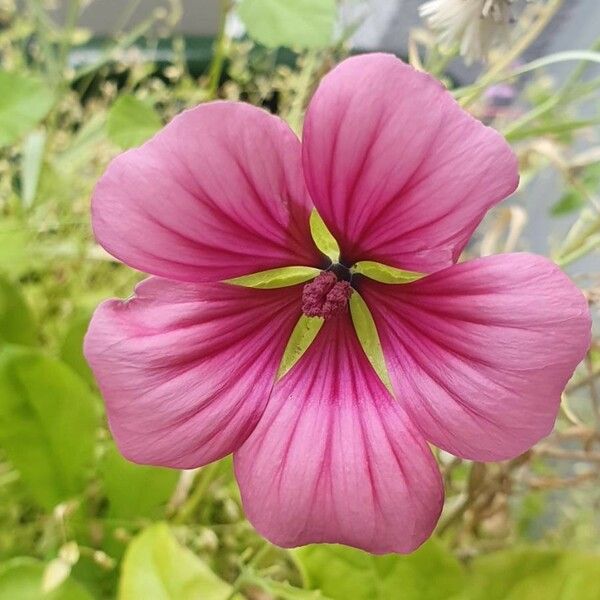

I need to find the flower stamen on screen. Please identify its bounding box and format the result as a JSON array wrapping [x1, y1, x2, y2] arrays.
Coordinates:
[[301, 271, 353, 319]]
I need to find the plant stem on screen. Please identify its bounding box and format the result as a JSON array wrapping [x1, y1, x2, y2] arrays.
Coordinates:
[[287, 52, 320, 134], [172, 462, 220, 524], [207, 0, 231, 99], [58, 0, 81, 77], [459, 0, 565, 108]]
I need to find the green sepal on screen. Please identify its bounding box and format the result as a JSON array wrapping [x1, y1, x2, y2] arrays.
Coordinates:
[[349, 291, 395, 396], [310, 209, 340, 262], [353, 260, 425, 284], [224, 266, 320, 289], [278, 314, 324, 379]]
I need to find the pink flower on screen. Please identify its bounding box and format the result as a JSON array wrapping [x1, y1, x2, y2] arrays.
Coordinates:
[[84, 54, 591, 554]]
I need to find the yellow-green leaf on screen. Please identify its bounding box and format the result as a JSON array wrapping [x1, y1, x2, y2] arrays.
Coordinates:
[[119, 523, 238, 600], [349, 292, 394, 396], [106, 95, 161, 149], [278, 314, 324, 378], [310, 209, 340, 262], [225, 266, 319, 289], [353, 261, 425, 284]]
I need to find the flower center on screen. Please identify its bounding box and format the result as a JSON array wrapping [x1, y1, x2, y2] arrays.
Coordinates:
[[301, 270, 353, 319]]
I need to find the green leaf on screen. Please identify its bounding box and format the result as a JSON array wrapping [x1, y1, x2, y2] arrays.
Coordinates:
[[0, 220, 32, 278], [106, 95, 161, 149], [278, 314, 323, 379], [59, 310, 94, 387], [349, 292, 394, 395], [460, 548, 600, 600], [0, 347, 98, 509], [0, 71, 54, 147], [253, 576, 333, 600], [0, 275, 37, 347], [100, 443, 178, 520], [309, 209, 339, 262], [0, 558, 93, 600], [119, 523, 239, 600], [20, 130, 46, 208], [293, 539, 465, 600], [226, 266, 319, 289], [238, 0, 336, 49], [353, 261, 425, 284], [550, 190, 586, 216]]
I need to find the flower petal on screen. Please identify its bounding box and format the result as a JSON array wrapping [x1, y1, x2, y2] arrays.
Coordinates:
[[84, 278, 302, 468], [92, 101, 320, 283], [234, 314, 443, 554], [360, 253, 591, 461], [302, 53, 518, 272]]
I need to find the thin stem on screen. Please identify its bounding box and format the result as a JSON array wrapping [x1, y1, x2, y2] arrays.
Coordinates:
[[225, 545, 272, 600], [286, 52, 320, 134], [172, 462, 220, 524], [58, 0, 81, 76], [206, 0, 231, 99], [586, 354, 600, 428], [459, 0, 565, 107]]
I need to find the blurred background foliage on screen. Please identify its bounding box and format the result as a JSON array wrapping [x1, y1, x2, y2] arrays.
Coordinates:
[[0, 0, 599, 598]]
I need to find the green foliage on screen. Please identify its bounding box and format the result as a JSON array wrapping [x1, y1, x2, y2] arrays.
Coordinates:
[[0, 276, 37, 347], [119, 523, 238, 600], [19, 131, 46, 208], [100, 444, 179, 520], [0, 2, 599, 598], [59, 311, 94, 388], [0, 558, 92, 600], [550, 162, 600, 217], [0, 348, 98, 509], [460, 548, 600, 600], [106, 95, 162, 149], [294, 539, 465, 600], [551, 190, 586, 216], [0, 222, 34, 281], [0, 72, 54, 147], [238, 0, 337, 49]]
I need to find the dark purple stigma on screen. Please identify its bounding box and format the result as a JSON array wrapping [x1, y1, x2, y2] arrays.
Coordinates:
[[301, 271, 353, 319]]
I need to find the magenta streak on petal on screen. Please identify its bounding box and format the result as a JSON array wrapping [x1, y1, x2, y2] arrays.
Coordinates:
[[84, 278, 304, 469], [92, 101, 321, 284], [359, 253, 591, 461], [234, 314, 443, 554], [302, 53, 518, 273]]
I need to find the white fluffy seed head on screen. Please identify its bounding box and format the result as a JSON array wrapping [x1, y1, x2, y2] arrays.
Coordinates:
[[419, 0, 526, 64]]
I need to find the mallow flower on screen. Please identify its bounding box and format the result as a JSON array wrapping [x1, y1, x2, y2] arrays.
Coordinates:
[[84, 54, 591, 554]]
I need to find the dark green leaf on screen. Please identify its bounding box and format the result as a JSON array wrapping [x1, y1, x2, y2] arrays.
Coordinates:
[[0, 347, 98, 509]]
